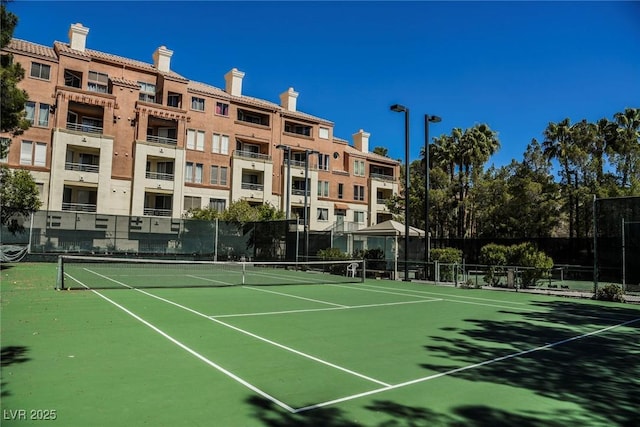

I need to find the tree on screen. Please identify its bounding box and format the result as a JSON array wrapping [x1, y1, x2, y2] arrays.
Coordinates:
[[372, 146, 389, 157], [610, 108, 640, 192], [0, 167, 42, 233], [1, 1, 30, 157]]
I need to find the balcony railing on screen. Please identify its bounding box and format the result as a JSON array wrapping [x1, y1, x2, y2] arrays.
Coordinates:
[[143, 208, 172, 217], [145, 171, 174, 181], [370, 173, 395, 181], [234, 150, 271, 161], [291, 189, 310, 196], [62, 202, 97, 213], [146, 135, 178, 146], [241, 182, 264, 191], [66, 122, 103, 134], [377, 198, 391, 205], [65, 162, 99, 173]]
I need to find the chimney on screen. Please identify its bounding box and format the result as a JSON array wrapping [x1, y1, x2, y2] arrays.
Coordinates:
[[153, 46, 173, 73], [225, 68, 245, 97], [280, 87, 299, 112], [353, 129, 370, 153], [68, 23, 89, 52]]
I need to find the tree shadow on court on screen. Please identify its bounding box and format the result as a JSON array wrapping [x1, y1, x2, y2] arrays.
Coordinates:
[[420, 300, 640, 426], [1, 345, 30, 397], [245, 301, 639, 426], [247, 395, 592, 426]]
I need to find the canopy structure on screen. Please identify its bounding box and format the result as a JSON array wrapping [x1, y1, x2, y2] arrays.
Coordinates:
[[351, 220, 425, 237], [350, 220, 425, 279]]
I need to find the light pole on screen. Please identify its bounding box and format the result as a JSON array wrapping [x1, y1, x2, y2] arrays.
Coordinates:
[[390, 104, 410, 281], [424, 114, 441, 267], [304, 149, 319, 261], [275, 144, 292, 219]]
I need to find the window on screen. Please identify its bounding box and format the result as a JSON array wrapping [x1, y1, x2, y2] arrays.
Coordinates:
[[25, 102, 50, 127], [319, 127, 329, 139], [215, 102, 229, 116], [354, 211, 365, 224], [88, 70, 108, 93], [318, 153, 330, 171], [184, 196, 201, 210], [25, 102, 35, 124], [194, 164, 203, 184], [185, 162, 193, 182], [64, 69, 82, 88], [212, 133, 229, 155], [167, 92, 181, 108], [317, 181, 329, 197], [191, 97, 205, 111], [138, 82, 156, 103], [338, 183, 344, 199], [38, 103, 50, 127], [30, 62, 50, 80], [354, 185, 365, 201], [317, 208, 329, 221], [185, 162, 203, 183], [20, 141, 46, 166], [354, 160, 365, 177], [209, 198, 226, 212], [186, 129, 205, 151], [210, 166, 228, 185]]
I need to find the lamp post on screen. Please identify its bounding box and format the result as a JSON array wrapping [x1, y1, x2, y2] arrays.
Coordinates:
[[390, 104, 410, 281], [304, 149, 319, 261], [424, 114, 441, 266], [275, 144, 292, 219]]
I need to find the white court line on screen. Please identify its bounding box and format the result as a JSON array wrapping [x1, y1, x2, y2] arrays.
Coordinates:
[[211, 298, 442, 318], [294, 315, 640, 413], [360, 283, 530, 304], [243, 286, 348, 307], [65, 273, 296, 414], [82, 268, 390, 388], [187, 274, 235, 286]]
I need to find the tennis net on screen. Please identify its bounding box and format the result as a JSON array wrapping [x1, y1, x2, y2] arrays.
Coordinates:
[[56, 255, 365, 290]]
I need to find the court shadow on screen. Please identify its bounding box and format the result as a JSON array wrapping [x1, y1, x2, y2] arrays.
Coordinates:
[[247, 396, 360, 427], [420, 300, 640, 426], [1, 345, 31, 398]]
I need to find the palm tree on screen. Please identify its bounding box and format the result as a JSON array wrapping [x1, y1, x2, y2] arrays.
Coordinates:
[[543, 118, 576, 237], [610, 108, 640, 190]]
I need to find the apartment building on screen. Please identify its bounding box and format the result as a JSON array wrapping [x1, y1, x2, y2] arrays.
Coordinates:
[[1, 23, 400, 232]]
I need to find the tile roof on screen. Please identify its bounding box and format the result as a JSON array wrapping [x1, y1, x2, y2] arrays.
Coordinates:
[[344, 144, 400, 164], [110, 76, 140, 88], [5, 39, 57, 60], [6, 38, 337, 130]]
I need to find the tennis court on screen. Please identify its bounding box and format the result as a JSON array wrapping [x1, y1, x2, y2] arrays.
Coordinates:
[[2, 261, 639, 426]]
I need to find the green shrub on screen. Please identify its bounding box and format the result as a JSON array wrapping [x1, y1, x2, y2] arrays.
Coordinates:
[[479, 244, 508, 286], [431, 248, 462, 282], [479, 242, 553, 288], [318, 247, 348, 260], [594, 284, 625, 303]]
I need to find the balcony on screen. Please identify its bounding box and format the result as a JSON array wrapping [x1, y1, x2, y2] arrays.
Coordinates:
[[65, 162, 99, 173], [66, 121, 103, 135], [62, 202, 97, 213], [241, 182, 264, 191], [145, 171, 174, 181], [146, 134, 178, 146], [143, 208, 172, 217], [370, 172, 395, 181], [234, 150, 271, 161]]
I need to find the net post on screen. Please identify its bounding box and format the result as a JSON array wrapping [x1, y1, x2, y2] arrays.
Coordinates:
[[361, 259, 366, 283], [242, 260, 246, 285], [56, 255, 64, 290]]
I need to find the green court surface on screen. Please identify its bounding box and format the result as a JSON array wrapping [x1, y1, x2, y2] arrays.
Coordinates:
[[2, 262, 639, 426]]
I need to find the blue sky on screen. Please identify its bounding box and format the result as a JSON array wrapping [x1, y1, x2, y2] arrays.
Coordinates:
[[9, 1, 640, 167]]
